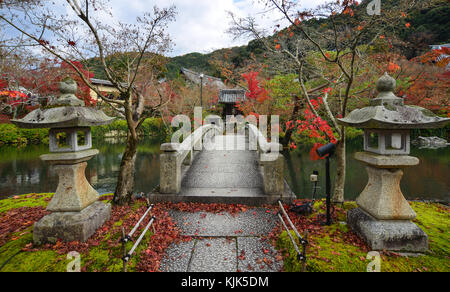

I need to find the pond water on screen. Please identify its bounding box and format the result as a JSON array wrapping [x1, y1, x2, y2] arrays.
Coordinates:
[[285, 139, 450, 202], [0, 138, 162, 200], [0, 138, 448, 202]]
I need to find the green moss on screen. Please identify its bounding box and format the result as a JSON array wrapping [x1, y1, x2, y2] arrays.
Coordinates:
[[0, 193, 53, 214], [278, 224, 367, 272], [0, 192, 162, 272], [411, 202, 449, 257], [2, 192, 447, 272], [0, 193, 114, 214], [1, 250, 67, 272], [0, 230, 154, 272], [0, 230, 68, 272], [278, 202, 450, 272], [0, 231, 33, 266], [132, 200, 148, 211], [82, 230, 154, 272], [82, 245, 124, 272]]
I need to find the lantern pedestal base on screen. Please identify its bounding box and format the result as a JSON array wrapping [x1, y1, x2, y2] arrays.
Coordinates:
[[33, 201, 111, 245], [46, 162, 100, 212], [347, 208, 428, 252], [41, 150, 101, 212], [34, 149, 111, 245], [355, 152, 419, 220]]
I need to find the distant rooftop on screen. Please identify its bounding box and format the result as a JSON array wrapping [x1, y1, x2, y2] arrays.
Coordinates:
[[91, 78, 127, 87], [430, 44, 450, 50], [219, 89, 246, 104], [180, 68, 227, 89], [91, 78, 113, 86]]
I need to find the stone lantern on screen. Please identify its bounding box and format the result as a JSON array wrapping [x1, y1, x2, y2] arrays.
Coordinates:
[[12, 77, 115, 244], [338, 73, 449, 252]]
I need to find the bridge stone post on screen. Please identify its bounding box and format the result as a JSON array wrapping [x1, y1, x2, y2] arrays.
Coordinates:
[[261, 143, 284, 196], [160, 143, 181, 194], [183, 149, 193, 165]]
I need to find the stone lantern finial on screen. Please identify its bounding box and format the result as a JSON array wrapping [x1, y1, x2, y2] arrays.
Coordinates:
[[52, 76, 84, 107], [376, 72, 396, 92], [371, 72, 403, 107]]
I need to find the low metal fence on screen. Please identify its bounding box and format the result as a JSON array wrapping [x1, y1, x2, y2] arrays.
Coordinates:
[[120, 201, 156, 272], [277, 199, 308, 272]]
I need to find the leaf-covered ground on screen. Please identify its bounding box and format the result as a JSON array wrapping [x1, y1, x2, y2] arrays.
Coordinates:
[[272, 200, 450, 272], [0, 194, 273, 272], [0, 194, 183, 272], [0, 194, 448, 272]]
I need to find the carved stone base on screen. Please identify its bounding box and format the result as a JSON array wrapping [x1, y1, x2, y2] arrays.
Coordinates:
[[354, 152, 418, 220], [33, 201, 111, 245], [46, 162, 99, 212], [356, 166, 417, 220], [348, 208, 428, 252]]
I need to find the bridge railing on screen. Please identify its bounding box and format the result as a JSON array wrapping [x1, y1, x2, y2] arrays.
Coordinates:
[[159, 124, 221, 194], [247, 124, 285, 197]]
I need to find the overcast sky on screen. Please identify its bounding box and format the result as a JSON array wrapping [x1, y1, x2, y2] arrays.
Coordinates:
[[1, 0, 329, 57], [102, 0, 329, 57]]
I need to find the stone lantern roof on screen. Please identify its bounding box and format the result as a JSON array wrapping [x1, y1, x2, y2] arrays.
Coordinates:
[[338, 73, 449, 129], [11, 77, 115, 129]]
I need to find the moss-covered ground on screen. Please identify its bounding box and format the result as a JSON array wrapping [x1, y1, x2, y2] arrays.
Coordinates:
[[276, 200, 450, 272], [0, 193, 181, 272], [0, 194, 448, 272]]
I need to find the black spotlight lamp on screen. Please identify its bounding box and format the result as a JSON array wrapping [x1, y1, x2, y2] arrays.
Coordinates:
[[316, 143, 336, 226]]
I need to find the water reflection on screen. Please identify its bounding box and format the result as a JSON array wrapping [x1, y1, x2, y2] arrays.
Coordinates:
[[0, 138, 161, 199], [284, 139, 450, 202], [0, 138, 448, 202]]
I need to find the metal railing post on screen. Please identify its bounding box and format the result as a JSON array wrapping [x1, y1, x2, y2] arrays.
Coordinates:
[[277, 200, 308, 272], [121, 203, 157, 272]]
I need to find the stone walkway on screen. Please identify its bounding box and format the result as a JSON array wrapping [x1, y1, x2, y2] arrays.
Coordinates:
[[179, 135, 267, 204], [150, 134, 295, 206], [160, 208, 283, 272]]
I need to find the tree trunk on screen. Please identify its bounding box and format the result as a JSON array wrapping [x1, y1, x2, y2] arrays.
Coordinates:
[[281, 95, 300, 147], [332, 128, 346, 204], [113, 131, 138, 205], [282, 127, 294, 147]]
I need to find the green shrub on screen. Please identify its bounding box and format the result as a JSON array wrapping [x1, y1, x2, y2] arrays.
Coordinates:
[[19, 128, 49, 144], [345, 127, 364, 140], [0, 117, 168, 145], [0, 124, 48, 145], [91, 119, 128, 138], [91, 118, 169, 141], [138, 118, 169, 140]]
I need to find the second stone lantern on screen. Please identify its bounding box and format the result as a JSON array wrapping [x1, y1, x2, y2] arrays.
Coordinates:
[[338, 73, 449, 252], [12, 77, 115, 244]]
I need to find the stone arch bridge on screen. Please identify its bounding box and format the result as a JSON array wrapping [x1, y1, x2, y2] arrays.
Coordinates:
[[149, 124, 295, 206]]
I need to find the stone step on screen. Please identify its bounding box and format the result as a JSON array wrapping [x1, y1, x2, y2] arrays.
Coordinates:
[[149, 188, 284, 206], [182, 170, 263, 188]]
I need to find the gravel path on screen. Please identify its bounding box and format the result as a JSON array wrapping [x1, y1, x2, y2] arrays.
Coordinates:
[[160, 208, 283, 272]]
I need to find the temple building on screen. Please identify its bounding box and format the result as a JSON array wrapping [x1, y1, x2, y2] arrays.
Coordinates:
[[219, 89, 246, 118]]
